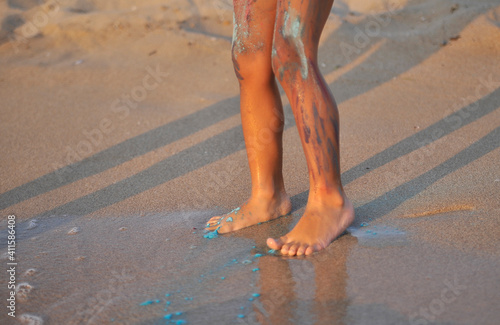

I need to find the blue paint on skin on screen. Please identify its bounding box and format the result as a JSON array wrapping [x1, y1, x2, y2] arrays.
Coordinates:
[[227, 217, 233, 222], [252, 268, 260, 272]]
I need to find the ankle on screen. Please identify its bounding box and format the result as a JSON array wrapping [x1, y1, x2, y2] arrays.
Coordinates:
[[309, 186, 345, 207]]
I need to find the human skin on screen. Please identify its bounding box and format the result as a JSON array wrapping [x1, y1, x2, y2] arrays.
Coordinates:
[[205, 0, 354, 256]]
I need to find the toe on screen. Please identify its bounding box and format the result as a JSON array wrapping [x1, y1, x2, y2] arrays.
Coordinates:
[[266, 236, 284, 250], [287, 244, 299, 256], [296, 245, 307, 256], [281, 243, 292, 255], [305, 246, 314, 255], [206, 216, 222, 227]]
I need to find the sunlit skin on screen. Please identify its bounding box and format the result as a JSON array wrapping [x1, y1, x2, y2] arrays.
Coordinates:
[[206, 0, 354, 256]]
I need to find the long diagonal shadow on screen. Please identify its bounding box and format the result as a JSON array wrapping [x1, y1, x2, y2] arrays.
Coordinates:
[[356, 126, 499, 220], [0, 96, 239, 210], [290, 88, 500, 210]]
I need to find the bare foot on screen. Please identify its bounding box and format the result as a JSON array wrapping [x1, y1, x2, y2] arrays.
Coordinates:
[[267, 196, 354, 256], [205, 192, 292, 234]]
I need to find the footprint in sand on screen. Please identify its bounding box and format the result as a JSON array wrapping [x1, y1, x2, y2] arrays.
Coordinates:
[[16, 282, 34, 302], [19, 314, 44, 325], [67, 227, 80, 235], [27, 219, 38, 230]]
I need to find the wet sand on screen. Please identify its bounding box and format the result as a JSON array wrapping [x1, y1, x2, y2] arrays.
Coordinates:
[[1, 0, 499, 324]]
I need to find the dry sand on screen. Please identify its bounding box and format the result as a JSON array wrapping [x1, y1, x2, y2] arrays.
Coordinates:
[[0, 0, 499, 324]]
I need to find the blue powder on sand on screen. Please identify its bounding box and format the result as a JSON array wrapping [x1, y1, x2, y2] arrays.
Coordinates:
[[227, 217, 233, 222], [249, 297, 254, 301], [240, 306, 244, 310], [238, 314, 245, 318], [254, 254, 263, 258], [165, 293, 171, 297], [360, 222, 369, 227], [252, 293, 261, 297], [221, 277, 226, 280], [164, 314, 173, 320], [268, 249, 276, 254], [166, 301, 171, 305], [204, 229, 219, 239], [139, 300, 154, 306], [176, 320, 187, 325], [252, 268, 260, 272], [155, 299, 160, 303], [175, 312, 183, 316]]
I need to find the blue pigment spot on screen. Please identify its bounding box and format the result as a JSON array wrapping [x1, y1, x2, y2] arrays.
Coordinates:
[[254, 254, 263, 258], [165, 293, 170, 297], [166, 301, 171, 305], [252, 293, 261, 297], [252, 268, 260, 272], [227, 217, 233, 222], [240, 307, 244, 310], [360, 222, 369, 227], [221, 277, 225, 280], [238, 314, 245, 318], [176, 320, 187, 325], [249, 297, 254, 301], [164, 314, 173, 320], [268, 249, 276, 254], [175, 312, 183, 316], [204, 227, 220, 239], [139, 300, 154, 306]]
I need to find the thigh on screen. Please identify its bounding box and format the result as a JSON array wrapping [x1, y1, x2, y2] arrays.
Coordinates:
[[232, 0, 279, 61]]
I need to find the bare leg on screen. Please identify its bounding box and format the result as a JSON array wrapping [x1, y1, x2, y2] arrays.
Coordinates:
[[206, 0, 291, 234], [267, 0, 354, 256]]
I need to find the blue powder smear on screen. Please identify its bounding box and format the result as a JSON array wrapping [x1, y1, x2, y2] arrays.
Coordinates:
[[252, 293, 261, 297], [238, 314, 245, 318], [175, 312, 183, 316], [164, 314, 173, 320], [139, 300, 154, 306], [226, 216, 233, 222], [360, 222, 369, 227], [252, 268, 260, 272], [204, 227, 220, 239], [254, 254, 263, 258], [268, 249, 276, 254]]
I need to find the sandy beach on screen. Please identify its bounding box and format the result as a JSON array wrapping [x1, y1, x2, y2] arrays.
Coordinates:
[[1, 0, 499, 324]]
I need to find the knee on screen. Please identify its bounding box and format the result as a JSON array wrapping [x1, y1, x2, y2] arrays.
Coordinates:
[[231, 44, 273, 84], [271, 30, 311, 82]]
